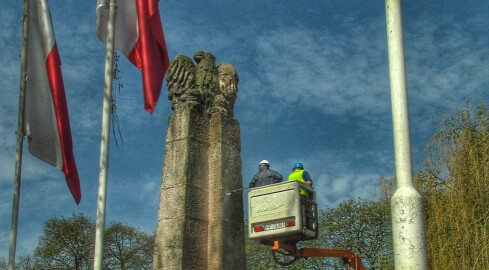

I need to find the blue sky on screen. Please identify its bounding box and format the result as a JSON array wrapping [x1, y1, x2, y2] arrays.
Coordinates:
[[1, 0, 487, 259]]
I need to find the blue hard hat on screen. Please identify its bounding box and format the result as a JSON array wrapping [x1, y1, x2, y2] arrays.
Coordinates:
[[293, 162, 304, 170]]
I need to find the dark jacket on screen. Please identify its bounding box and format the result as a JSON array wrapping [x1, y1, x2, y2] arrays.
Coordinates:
[[249, 168, 283, 188]]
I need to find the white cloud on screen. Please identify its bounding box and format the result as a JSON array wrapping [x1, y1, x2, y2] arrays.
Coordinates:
[[253, 23, 391, 120], [405, 14, 488, 112], [316, 173, 380, 207]]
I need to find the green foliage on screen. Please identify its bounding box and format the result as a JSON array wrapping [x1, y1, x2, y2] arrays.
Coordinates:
[[318, 198, 393, 270], [0, 254, 34, 270], [416, 101, 489, 269], [244, 220, 280, 269], [0, 257, 7, 269], [33, 213, 94, 270], [16, 254, 34, 270], [16, 213, 156, 270], [104, 222, 154, 270]]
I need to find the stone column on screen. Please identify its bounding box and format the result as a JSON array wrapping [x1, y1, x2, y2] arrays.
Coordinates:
[[153, 51, 245, 270], [207, 113, 244, 269]]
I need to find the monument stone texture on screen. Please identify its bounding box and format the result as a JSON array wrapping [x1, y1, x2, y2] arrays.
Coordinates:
[[153, 51, 246, 270]]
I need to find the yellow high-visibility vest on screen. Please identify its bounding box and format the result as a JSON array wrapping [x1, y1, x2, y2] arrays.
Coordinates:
[[287, 169, 309, 198]]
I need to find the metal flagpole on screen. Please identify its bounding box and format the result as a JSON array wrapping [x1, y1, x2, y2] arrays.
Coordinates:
[[385, 0, 428, 268], [8, 1, 29, 269], [93, 0, 117, 269]]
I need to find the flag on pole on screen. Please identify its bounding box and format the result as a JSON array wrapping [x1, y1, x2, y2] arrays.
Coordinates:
[[96, 0, 170, 113], [24, 0, 81, 204]]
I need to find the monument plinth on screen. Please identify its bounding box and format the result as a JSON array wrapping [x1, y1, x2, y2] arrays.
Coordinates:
[[153, 51, 245, 270]]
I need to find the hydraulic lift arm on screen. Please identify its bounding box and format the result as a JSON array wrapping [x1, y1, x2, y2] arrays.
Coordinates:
[[271, 241, 366, 270]]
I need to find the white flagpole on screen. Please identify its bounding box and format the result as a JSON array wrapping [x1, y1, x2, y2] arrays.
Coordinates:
[[385, 0, 428, 269], [93, 0, 116, 269], [8, 1, 29, 269]]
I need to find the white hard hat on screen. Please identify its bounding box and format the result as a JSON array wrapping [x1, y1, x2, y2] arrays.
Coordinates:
[[259, 160, 270, 166]]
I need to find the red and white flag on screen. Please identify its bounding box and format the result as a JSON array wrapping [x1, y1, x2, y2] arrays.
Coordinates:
[[24, 0, 81, 204], [96, 0, 170, 113]]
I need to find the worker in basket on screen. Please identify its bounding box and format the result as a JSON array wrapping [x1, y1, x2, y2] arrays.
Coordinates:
[[287, 162, 313, 198], [249, 160, 283, 188], [288, 162, 315, 231]]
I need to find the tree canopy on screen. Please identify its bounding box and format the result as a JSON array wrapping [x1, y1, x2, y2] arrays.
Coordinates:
[[2, 213, 155, 270], [416, 102, 489, 269], [34, 213, 94, 270], [104, 222, 154, 270]]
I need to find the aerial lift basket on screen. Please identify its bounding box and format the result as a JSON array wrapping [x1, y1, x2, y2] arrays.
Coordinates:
[[248, 181, 318, 243]]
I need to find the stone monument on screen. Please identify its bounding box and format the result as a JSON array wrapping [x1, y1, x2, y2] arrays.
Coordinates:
[[153, 51, 246, 270]]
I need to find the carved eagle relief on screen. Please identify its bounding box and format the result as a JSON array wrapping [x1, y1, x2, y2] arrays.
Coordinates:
[[166, 51, 239, 115]]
